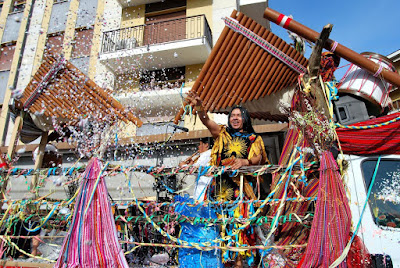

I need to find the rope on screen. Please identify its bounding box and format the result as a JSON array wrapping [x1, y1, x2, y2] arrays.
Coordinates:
[[0, 162, 315, 178], [116, 213, 314, 226], [124, 241, 307, 251], [335, 115, 400, 129], [0, 236, 56, 263]]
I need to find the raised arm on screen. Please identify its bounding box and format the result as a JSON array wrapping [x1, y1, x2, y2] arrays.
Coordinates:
[[187, 91, 220, 139]]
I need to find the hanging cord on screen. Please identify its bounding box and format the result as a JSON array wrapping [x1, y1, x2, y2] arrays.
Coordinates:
[[179, 83, 194, 119], [335, 115, 400, 129], [257, 145, 301, 268]]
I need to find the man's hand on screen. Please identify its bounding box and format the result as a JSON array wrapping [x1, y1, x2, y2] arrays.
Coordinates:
[[230, 158, 250, 170], [186, 91, 202, 108], [186, 91, 220, 139]]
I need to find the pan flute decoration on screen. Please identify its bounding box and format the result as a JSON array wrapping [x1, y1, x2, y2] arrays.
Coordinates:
[[174, 10, 308, 124], [15, 54, 142, 128]]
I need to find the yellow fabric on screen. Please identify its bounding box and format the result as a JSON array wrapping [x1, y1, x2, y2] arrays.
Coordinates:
[[210, 125, 269, 166], [210, 126, 269, 263]]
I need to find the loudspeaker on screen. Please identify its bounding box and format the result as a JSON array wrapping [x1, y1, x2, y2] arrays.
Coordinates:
[[333, 95, 370, 125]]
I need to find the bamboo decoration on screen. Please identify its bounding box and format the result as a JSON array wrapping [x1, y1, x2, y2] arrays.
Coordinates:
[[264, 7, 400, 89], [180, 151, 201, 165], [174, 10, 308, 124], [16, 54, 143, 127]]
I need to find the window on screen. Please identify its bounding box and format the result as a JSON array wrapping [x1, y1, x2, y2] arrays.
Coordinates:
[[71, 27, 93, 58], [362, 159, 400, 228], [145, 0, 186, 14], [0, 42, 16, 71], [139, 66, 185, 91], [44, 32, 64, 56], [11, 0, 25, 13]]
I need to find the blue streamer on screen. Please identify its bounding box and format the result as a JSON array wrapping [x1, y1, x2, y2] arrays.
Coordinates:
[[349, 156, 381, 245]]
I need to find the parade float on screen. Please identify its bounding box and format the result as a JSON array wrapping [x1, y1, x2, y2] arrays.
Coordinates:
[[0, 6, 399, 268]]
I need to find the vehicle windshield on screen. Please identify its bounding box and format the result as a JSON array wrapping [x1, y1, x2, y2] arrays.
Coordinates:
[[362, 159, 400, 229]]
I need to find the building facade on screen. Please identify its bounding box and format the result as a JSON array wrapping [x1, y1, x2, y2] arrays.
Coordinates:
[[0, 0, 283, 200], [0, 0, 272, 152]]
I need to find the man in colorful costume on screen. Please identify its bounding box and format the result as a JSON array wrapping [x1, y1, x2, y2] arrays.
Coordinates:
[[187, 91, 269, 267]]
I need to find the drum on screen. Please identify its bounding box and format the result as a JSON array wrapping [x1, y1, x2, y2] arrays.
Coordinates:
[[338, 52, 396, 111]]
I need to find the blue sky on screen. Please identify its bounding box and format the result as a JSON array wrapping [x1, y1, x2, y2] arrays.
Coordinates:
[[268, 0, 399, 79]]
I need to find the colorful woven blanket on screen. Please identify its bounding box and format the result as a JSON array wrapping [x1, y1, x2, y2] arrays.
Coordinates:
[[336, 112, 400, 155]]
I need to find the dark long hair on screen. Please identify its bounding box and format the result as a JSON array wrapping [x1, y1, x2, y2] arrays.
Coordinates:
[[227, 106, 255, 134], [200, 137, 214, 148]]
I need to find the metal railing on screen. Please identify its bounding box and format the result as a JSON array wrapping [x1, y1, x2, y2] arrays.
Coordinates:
[[101, 14, 212, 53]]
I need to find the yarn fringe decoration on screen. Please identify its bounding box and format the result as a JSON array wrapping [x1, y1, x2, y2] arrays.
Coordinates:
[[268, 125, 317, 265], [55, 157, 129, 268], [300, 151, 352, 268]]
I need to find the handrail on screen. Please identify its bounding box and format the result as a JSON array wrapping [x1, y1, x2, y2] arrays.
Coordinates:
[[101, 14, 212, 53]]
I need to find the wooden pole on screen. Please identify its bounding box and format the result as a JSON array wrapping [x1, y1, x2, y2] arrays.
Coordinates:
[[6, 115, 23, 161], [264, 7, 400, 88], [2, 114, 23, 194], [307, 24, 333, 117], [31, 131, 48, 195]]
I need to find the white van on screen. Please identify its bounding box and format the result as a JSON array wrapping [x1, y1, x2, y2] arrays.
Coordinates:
[[345, 154, 400, 267]]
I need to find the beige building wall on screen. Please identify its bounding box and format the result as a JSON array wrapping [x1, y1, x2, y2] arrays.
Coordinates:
[[185, 63, 202, 89], [93, 0, 122, 90], [62, 0, 79, 60], [88, 0, 106, 79], [109, 4, 145, 95], [187, 0, 212, 27], [0, 0, 36, 146], [98, 0, 238, 134], [0, 0, 13, 41], [31, 0, 53, 74], [121, 5, 145, 28], [16, 0, 48, 92], [105, 1, 212, 94], [212, 0, 236, 46]]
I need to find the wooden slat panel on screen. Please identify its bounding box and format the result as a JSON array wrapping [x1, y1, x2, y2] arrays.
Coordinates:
[[17, 54, 142, 127], [174, 10, 308, 124]]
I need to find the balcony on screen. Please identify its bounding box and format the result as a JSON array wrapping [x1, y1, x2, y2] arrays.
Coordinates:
[[99, 14, 212, 74]]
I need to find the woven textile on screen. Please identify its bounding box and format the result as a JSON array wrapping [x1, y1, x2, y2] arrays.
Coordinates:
[[336, 112, 400, 155], [223, 17, 307, 74], [55, 158, 129, 268], [300, 151, 352, 268]]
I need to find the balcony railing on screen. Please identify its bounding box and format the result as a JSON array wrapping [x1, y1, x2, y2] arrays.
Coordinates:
[[101, 14, 212, 53]]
